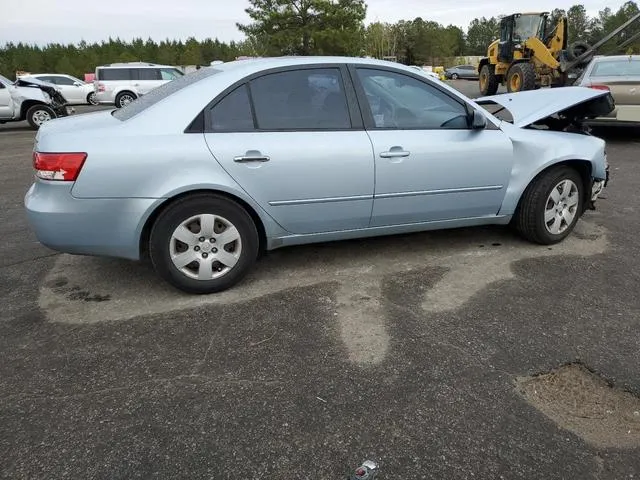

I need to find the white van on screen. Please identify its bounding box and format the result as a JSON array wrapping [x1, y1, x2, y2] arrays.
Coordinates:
[[94, 62, 184, 108]]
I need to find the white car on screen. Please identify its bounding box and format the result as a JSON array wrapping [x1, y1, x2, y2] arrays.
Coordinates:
[[19, 74, 97, 105], [94, 62, 184, 108], [0, 74, 71, 129]]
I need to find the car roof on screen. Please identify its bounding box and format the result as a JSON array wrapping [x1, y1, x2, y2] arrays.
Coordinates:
[[210, 56, 419, 75], [97, 62, 175, 69]]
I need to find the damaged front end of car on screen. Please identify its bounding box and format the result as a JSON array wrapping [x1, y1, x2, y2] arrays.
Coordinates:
[[476, 86, 615, 134], [477, 87, 614, 213], [14, 77, 71, 118]]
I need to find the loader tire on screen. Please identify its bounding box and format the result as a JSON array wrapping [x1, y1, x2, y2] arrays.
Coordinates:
[[567, 41, 594, 65], [507, 63, 536, 92], [479, 65, 499, 96]]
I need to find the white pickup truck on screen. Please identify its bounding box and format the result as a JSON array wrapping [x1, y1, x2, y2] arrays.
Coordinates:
[[0, 74, 71, 129]]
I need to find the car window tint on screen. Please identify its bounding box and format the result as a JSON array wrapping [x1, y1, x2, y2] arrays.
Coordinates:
[[161, 68, 182, 80], [209, 84, 255, 131], [137, 68, 160, 80], [55, 76, 75, 85], [112, 67, 221, 121], [628, 60, 640, 75], [250, 68, 351, 130], [591, 59, 640, 76], [99, 68, 131, 81], [356, 68, 469, 129]]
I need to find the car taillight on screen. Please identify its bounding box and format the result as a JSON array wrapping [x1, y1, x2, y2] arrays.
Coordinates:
[[33, 152, 87, 181], [588, 84, 610, 91], [97, 82, 105, 92]]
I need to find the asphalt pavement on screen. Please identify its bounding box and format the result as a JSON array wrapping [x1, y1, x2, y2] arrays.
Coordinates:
[[1, 81, 640, 479]]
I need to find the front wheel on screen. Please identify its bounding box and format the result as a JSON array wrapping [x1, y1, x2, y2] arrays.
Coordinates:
[[149, 194, 260, 294], [451, 73, 459, 80], [514, 167, 584, 245], [87, 92, 99, 105], [506, 63, 536, 92], [26, 104, 56, 130]]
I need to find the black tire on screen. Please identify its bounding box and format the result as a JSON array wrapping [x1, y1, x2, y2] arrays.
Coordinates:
[[115, 91, 136, 108], [451, 73, 459, 80], [567, 41, 594, 65], [26, 104, 56, 130], [506, 63, 536, 92], [513, 167, 584, 245], [87, 92, 99, 105], [479, 64, 499, 96], [149, 194, 259, 294]]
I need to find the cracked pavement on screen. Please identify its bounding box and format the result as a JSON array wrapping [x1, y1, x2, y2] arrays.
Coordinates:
[[1, 101, 640, 479]]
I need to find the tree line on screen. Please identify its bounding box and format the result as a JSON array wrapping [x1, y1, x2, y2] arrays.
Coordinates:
[[1, 1, 639, 79]]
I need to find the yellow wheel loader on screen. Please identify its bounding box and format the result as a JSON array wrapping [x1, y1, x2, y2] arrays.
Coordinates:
[[478, 11, 640, 95]]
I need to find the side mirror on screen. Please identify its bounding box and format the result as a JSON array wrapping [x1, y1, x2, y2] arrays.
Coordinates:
[[73, 82, 82, 86], [471, 110, 487, 130]]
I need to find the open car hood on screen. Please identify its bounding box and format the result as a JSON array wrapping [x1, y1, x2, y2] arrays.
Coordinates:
[[476, 87, 615, 129]]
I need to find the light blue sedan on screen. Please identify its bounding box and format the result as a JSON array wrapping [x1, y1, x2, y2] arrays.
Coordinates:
[[25, 57, 613, 293]]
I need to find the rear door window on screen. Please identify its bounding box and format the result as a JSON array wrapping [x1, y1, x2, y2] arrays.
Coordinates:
[[98, 68, 132, 81], [209, 84, 255, 132], [137, 68, 161, 81], [54, 76, 75, 85], [249, 68, 351, 130]]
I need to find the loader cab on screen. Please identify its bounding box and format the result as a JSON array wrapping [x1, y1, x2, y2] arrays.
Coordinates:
[[498, 13, 548, 62]]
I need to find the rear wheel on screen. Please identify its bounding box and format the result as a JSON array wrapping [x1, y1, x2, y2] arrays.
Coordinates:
[[115, 91, 136, 108], [26, 104, 56, 130], [149, 194, 259, 294], [506, 63, 536, 92], [479, 65, 499, 96], [514, 167, 584, 245]]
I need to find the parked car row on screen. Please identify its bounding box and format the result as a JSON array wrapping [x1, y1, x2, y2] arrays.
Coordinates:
[[1, 62, 185, 129], [17, 62, 184, 108]]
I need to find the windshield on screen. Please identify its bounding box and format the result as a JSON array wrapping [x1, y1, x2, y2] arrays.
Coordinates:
[[514, 14, 544, 41], [112, 67, 220, 121], [0, 73, 13, 85]]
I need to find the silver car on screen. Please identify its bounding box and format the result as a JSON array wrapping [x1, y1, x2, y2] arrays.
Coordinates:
[[25, 57, 612, 294], [575, 54, 640, 125]]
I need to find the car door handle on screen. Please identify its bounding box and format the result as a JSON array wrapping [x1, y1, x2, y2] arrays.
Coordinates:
[[380, 147, 410, 158], [234, 152, 270, 163]]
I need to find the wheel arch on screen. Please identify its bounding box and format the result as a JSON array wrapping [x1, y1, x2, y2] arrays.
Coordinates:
[[511, 159, 593, 216], [19, 100, 48, 120], [139, 188, 268, 260]]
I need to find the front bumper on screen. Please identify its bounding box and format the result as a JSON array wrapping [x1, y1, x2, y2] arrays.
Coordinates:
[[24, 180, 159, 261], [588, 165, 609, 209]]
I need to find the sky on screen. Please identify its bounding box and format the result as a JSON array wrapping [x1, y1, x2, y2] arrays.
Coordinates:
[[1, 0, 625, 46]]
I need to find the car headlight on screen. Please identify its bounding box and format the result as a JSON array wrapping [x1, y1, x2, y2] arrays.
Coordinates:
[[42, 91, 51, 102]]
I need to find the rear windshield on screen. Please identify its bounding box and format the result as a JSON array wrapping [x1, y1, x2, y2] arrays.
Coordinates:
[[112, 67, 220, 121], [592, 59, 640, 76], [97, 67, 184, 81]]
